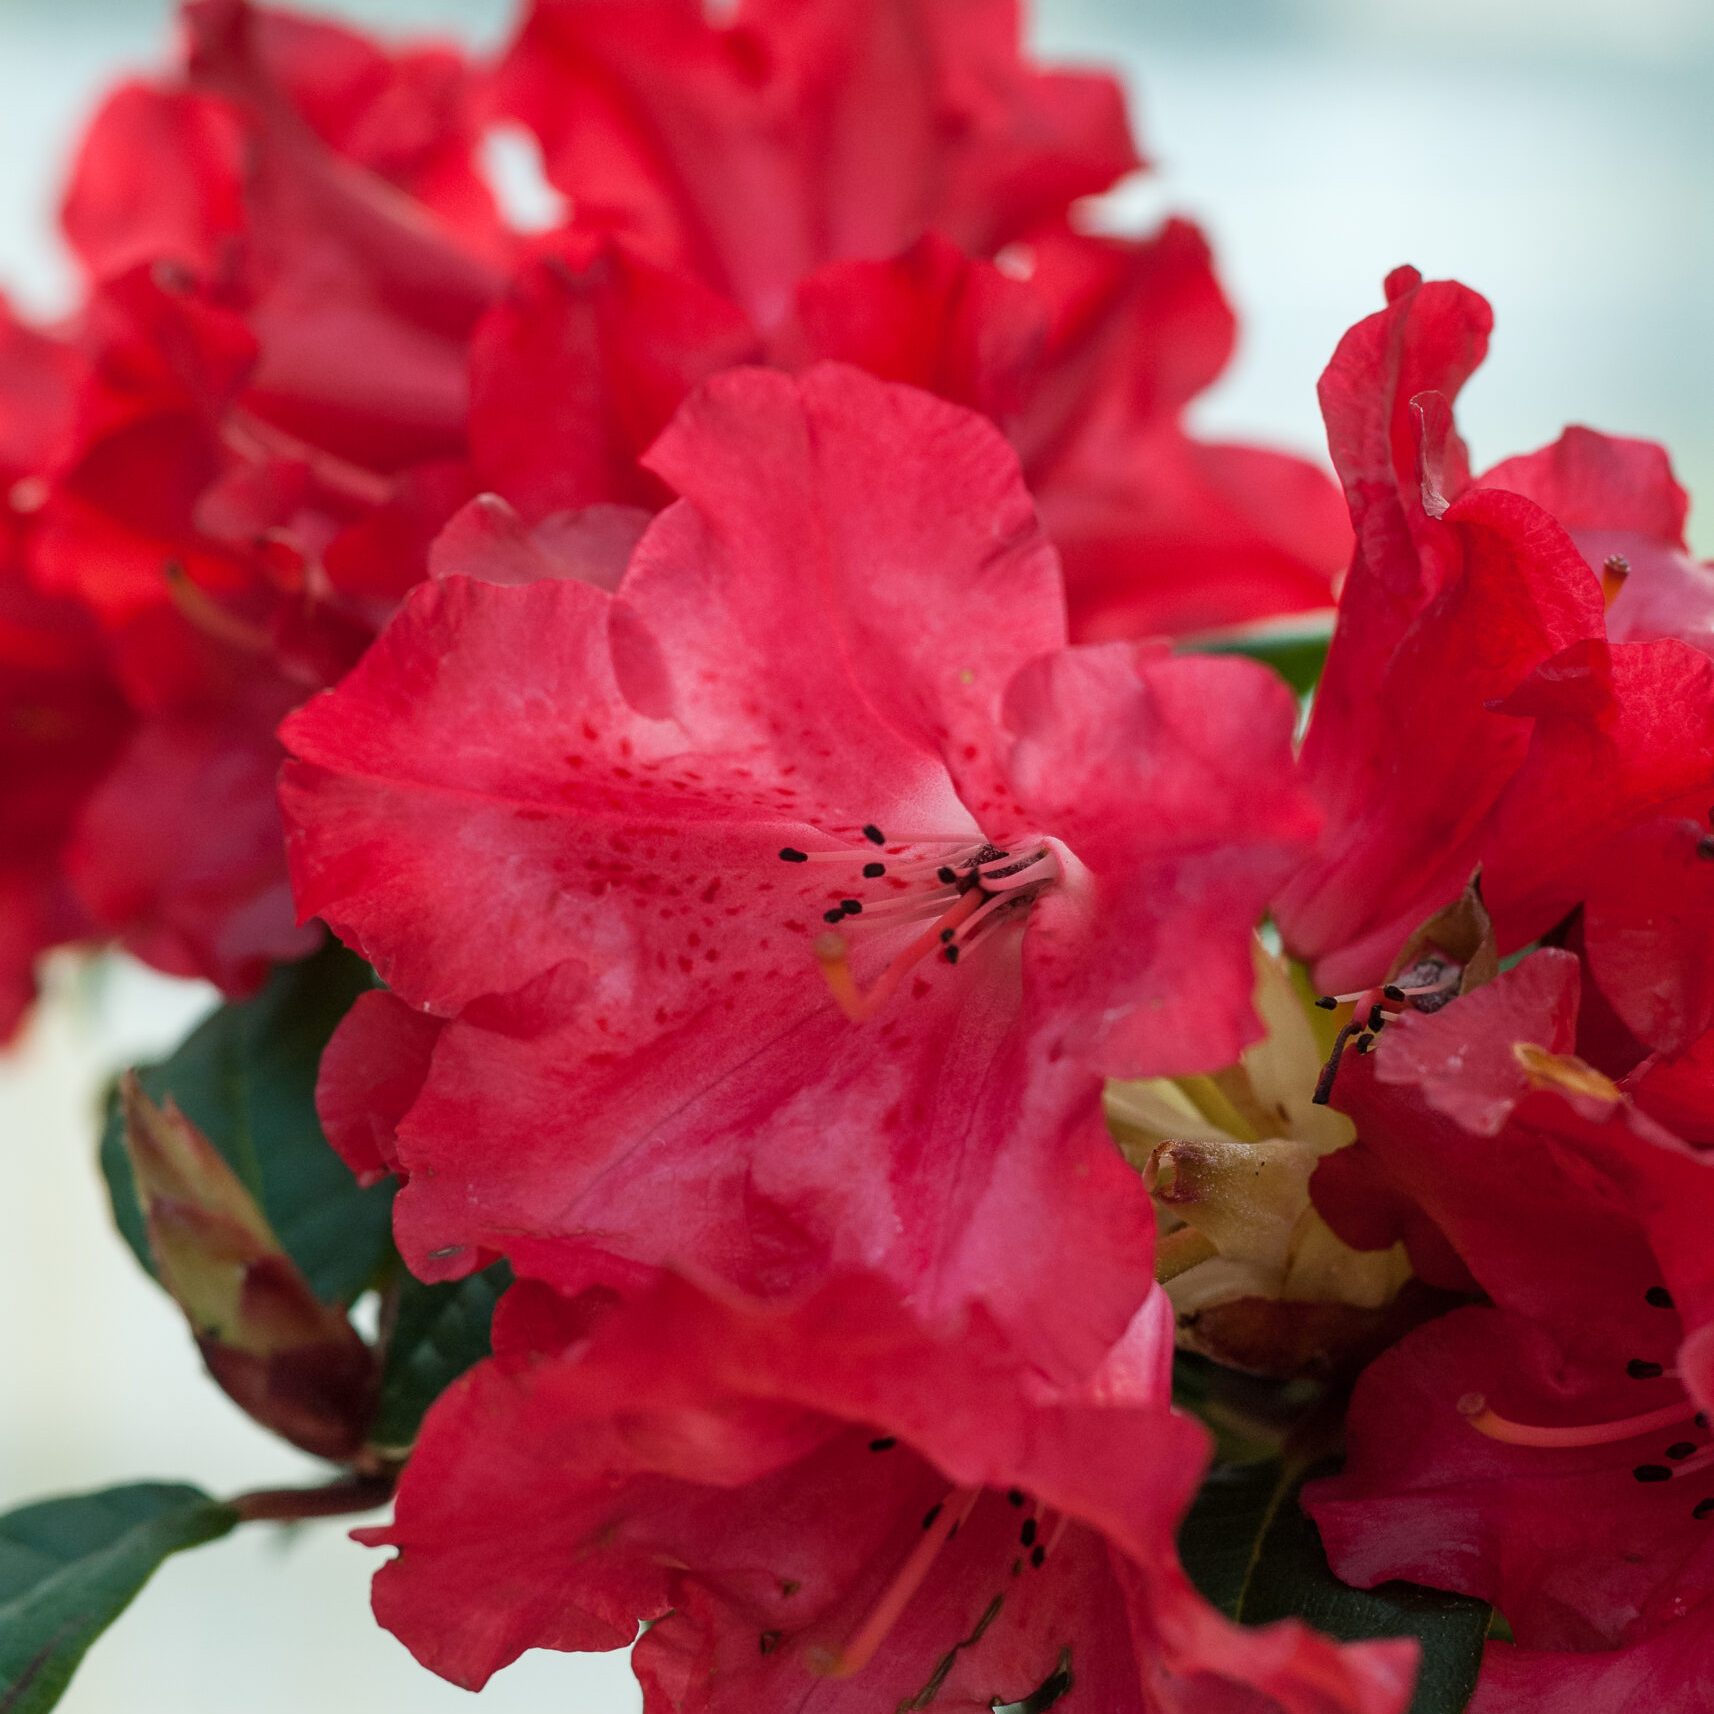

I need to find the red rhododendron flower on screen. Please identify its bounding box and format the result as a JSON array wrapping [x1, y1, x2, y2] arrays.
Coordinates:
[[0, 306, 131, 1031], [360, 1264, 1414, 1711], [0, 0, 510, 1001], [28, 267, 332, 988], [1483, 426, 1714, 660], [63, 0, 506, 469], [478, 0, 1349, 639], [282, 364, 1317, 1364], [49, 0, 508, 632], [473, 222, 1348, 640], [1476, 642, 1714, 1060], [1305, 951, 1714, 1713], [1275, 269, 1714, 1058], [493, 0, 1138, 327]]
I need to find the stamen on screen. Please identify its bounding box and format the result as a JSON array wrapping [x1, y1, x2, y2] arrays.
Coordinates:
[[1311, 1018, 1366, 1104], [163, 563, 272, 654], [806, 839, 1056, 1020], [1459, 1393, 1701, 1449], [816, 889, 985, 1022], [779, 844, 965, 868], [951, 887, 1030, 947], [1315, 969, 1460, 1045], [819, 1486, 979, 1677], [852, 889, 960, 922], [974, 849, 1059, 891]]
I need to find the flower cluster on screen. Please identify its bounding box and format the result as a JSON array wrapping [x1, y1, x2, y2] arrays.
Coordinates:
[[5, 4, 1713, 1713]]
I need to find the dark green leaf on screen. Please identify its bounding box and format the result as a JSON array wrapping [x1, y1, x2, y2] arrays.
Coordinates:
[[0, 1483, 237, 1713], [100, 943, 390, 1304], [1182, 617, 1334, 696], [371, 1263, 513, 1452], [1180, 1459, 1489, 1714], [1170, 1352, 1321, 1465]]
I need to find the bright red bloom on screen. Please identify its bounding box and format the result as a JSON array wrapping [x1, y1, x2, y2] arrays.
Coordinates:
[[1484, 426, 1714, 661], [782, 223, 1350, 639], [1471, 421, 1714, 1063], [26, 268, 331, 988], [1305, 951, 1714, 1714], [494, 0, 1138, 328], [64, 0, 505, 470], [1276, 270, 1714, 1057], [1275, 269, 1598, 991], [1477, 641, 1714, 1059], [465, 219, 1348, 645], [478, 0, 1348, 638], [283, 365, 1316, 1364], [360, 1265, 1414, 1711], [48, 0, 506, 634], [0, 0, 510, 1001], [0, 307, 131, 1032]]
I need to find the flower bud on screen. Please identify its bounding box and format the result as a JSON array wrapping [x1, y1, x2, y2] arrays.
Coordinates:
[[119, 1074, 377, 1460]]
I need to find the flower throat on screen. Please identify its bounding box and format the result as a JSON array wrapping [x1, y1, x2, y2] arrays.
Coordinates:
[[776, 824, 1059, 1022]]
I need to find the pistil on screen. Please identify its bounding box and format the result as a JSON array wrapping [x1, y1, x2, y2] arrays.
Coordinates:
[[1458, 1394, 1699, 1449], [817, 888, 986, 1022], [1459, 1289, 1714, 1516]]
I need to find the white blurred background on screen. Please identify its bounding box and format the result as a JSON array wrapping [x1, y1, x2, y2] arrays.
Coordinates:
[[1, 1, 1709, 1709]]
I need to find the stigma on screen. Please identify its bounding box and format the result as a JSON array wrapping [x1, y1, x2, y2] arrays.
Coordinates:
[[779, 828, 1061, 1023]]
